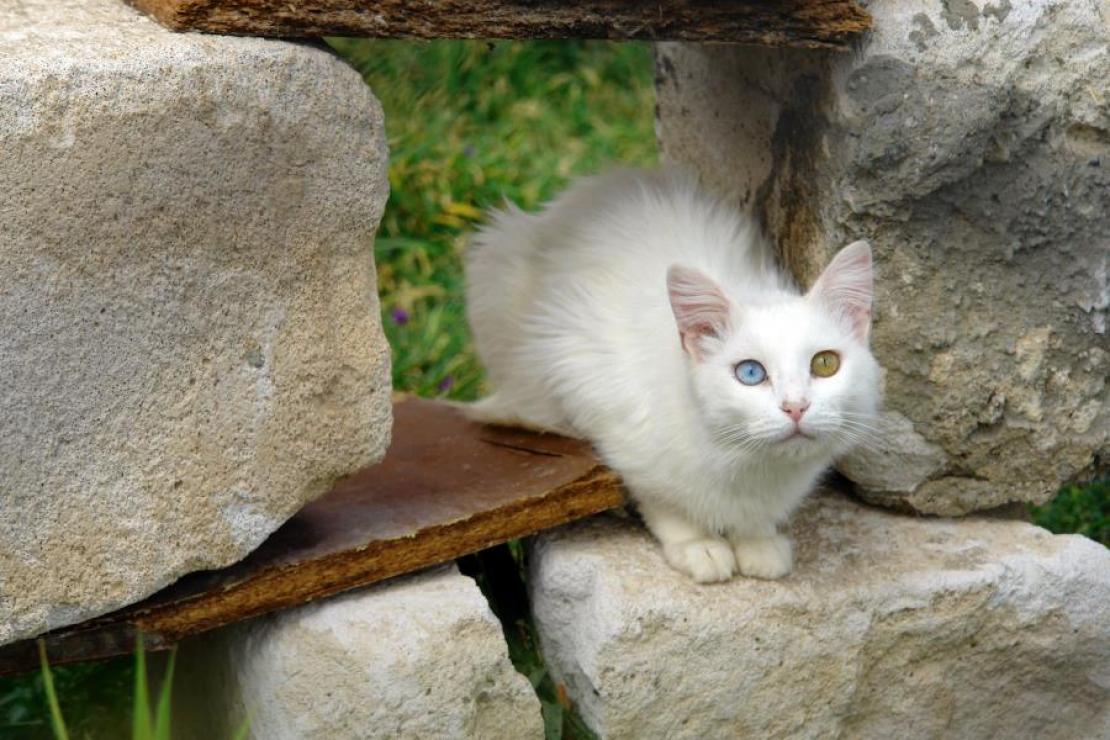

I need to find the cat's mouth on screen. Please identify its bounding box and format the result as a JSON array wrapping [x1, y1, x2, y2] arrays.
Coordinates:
[[781, 428, 814, 443]]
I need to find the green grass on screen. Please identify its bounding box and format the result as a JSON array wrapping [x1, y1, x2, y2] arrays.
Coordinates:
[[1, 655, 133, 739], [3, 640, 163, 740], [37, 643, 67, 740], [1030, 479, 1109, 546], [13, 638, 246, 740], [329, 38, 658, 399]]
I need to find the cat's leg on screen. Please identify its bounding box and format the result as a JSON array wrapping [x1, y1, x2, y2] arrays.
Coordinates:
[[729, 524, 793, 580], [725, 473, 819, 579], [638, 500, 736, 583]]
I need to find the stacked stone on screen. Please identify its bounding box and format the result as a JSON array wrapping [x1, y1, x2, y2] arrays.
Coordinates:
[[529, 1, 1109, 736], [172, 567, 543, 740], [0, 0, 394, 646]]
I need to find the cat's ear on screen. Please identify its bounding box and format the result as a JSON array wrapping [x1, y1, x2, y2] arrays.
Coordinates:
[[667, 265, 731, 360], [808, 240, 873, 342]]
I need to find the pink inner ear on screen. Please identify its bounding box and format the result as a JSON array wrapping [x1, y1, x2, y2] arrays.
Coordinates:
[[667, 265, 731, 360], [809, 240, 873, 342]]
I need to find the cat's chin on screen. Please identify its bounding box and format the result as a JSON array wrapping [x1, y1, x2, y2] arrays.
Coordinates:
[[767, 431, 832, 459]]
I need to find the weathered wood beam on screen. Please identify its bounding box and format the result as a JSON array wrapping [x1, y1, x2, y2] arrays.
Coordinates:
[[0, 398, 623, 677], [128, 0, 871, 49]]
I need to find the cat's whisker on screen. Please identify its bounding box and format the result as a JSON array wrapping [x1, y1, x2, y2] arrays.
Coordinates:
[[836, 417, 886, 432], [827, 423, 886, 451], [714, 429, 770, 454], [834, 419, 883, 437]]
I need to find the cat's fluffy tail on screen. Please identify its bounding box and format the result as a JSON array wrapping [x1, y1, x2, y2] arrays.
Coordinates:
[[465, 202, 538, 376], [454, 394, 580, 438]]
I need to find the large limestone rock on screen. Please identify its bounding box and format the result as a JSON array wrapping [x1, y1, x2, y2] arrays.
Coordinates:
[[531, 493, 1110, 739], [0, 1, 391, 645], [171, 566, 544, 740], [655, 0, 1108, 514]]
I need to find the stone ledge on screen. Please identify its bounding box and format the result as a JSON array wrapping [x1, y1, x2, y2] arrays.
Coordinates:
[[171, 566, 544, 740], [530, 491, 1110, 739]]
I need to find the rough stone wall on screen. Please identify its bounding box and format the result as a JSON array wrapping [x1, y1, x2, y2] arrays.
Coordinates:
[[655, 0, 1108, 515], [0, 0, 391, 645]]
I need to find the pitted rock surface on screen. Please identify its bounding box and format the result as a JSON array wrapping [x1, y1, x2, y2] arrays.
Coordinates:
[[531, 492, 1110, 739], [0, 0, 391, 644], [655, 0, 1108, 514]]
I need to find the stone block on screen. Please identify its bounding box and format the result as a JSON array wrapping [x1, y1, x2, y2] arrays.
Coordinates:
[[531, 493, 1110, 739], [171, 566, 544, 740], [655, 0, 1108, 514], [0, 0, 391, 645]]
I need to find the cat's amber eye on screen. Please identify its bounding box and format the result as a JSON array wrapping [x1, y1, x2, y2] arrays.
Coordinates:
[[811, 350, 840, 378]]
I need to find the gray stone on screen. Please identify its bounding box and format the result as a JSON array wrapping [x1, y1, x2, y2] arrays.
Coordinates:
[[835, 409, 948, 502], [531, 492, 1110, 739], [0, 0, 391, 645], [655, 0, 1108, 515], [171, 567, 544, 740]]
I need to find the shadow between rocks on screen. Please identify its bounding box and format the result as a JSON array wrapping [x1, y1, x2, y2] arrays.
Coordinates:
[[458, 542, 598, 740]]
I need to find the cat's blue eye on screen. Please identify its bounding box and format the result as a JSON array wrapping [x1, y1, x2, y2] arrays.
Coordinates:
[[734, 360, 766, 386]]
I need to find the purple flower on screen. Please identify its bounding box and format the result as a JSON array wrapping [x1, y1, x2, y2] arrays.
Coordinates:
[[438, 376, 455, 393], [390, 307, 409, 325]]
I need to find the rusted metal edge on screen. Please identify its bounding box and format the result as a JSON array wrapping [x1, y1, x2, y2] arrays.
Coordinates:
[[127, 0, 872, 50], [0, 465, 622, 677]]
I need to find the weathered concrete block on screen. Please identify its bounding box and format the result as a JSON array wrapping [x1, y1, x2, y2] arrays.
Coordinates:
[[655, 0, 1108, 515], [171, 567, 544, 740], [0, 0, 391, 645], [531, 493, 1110, 739]]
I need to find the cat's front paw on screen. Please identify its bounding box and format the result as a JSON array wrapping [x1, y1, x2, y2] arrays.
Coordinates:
[[663, 538, 736, 583], [733, 535, 793, 580]]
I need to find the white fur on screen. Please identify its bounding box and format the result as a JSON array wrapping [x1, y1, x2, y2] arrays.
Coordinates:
[[466, 169, 881, 582]]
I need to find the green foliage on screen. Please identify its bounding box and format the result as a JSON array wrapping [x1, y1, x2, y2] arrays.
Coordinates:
[[1, 654, 133, 738], [28, 637, 177, 740], [131, 640, 151, 740], [1030, 480, 1109, 546], [37, 643, 67, 740], [327, 39, 658, 399], [131, 638, 175, 740]]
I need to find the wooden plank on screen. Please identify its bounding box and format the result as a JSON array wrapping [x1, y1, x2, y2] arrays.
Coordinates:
[[0, 397, 622, 676], [128, 0, 871, 49]]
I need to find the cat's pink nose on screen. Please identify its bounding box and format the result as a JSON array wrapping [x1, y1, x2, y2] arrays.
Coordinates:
[[781, 400, 810, 423]]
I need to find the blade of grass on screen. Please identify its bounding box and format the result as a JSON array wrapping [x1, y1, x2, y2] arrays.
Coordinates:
[[231, 713, 251, 740], [37, 640, 69, 740], [132, 635, 152, 740], [153, 648, 176, 740]]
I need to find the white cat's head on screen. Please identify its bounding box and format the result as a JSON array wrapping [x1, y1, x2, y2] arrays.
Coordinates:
[[667, 240, 881, 460]]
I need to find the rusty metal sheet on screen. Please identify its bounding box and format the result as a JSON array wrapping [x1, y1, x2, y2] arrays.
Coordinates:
[[128, 0, 871, 50], [0, 397, 622, 676]]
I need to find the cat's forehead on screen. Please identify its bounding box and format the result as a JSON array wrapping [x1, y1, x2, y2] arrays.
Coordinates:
[[729, 298, 848, 354]]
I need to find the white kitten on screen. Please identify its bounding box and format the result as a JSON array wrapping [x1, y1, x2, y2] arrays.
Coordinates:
[[465, 169, 880, 582]]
